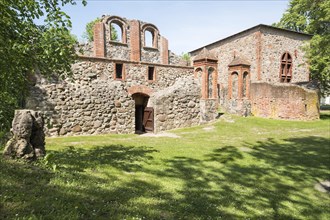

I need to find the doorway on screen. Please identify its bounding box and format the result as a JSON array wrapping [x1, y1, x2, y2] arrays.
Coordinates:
[[132, 93, 154, 133]]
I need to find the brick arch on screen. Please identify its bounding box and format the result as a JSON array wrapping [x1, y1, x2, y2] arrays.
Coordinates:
[[194, 67, 203, 78], [141, 23, 159, 48], [228, 71, 239, 99], [127, 85, 153, 96], [243, 71, 250, 98], [104, 16, 128, 44]]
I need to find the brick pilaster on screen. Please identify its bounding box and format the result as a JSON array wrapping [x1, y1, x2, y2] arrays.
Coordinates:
[[161, 36, 169, 65], [94, 22, 105, 57], [130, 20, 141, 62], [256, 31, 262, 81]]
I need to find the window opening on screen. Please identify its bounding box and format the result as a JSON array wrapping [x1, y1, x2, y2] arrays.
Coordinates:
[[231, 72, 239, 99], [110, 23, 122, 42], [208, 68, 213, 98], [243, 72, 248, 97], [148, 67, 155, 80], [280, 52, 292, 83], [115, 63, 123, 79], [145, 30, 153, 47]]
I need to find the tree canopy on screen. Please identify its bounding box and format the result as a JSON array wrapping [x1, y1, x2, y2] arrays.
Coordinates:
[[273, 0, 330, 95], [0, 0, 86, 135]]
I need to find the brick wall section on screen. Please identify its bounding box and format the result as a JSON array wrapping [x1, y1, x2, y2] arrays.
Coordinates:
[[93, 22, 105, 57], [250, 82, 319, 120], [161, 36, 169, 65], [130, 20, 141, 62]]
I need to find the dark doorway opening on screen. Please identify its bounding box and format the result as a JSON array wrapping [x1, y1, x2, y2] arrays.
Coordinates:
[[132, 93, 154, 134]]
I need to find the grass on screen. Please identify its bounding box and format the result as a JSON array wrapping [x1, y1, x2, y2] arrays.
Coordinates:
[[1, 112, 330, 220]]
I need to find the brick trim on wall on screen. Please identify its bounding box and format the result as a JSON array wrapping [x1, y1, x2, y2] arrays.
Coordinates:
[[94, 22, 105, 57]]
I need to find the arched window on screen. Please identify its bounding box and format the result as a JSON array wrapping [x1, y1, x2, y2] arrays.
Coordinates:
[[110, 22, 122, 42], [105, 16, 127, 44], [142, 24, 159, 48], [280, 52, 292, 82], [208, 68, 214, 98], [231, 72, 239, 99], [243, 72, 249, 97], [145, 30, 153, 47]]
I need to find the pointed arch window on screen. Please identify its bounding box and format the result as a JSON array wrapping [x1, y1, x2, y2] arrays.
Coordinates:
[[243, 72, 249, 98], [280, 52, 292, 82], [231, 72, 239, 99], [142, 24, 159, 49], [208, 68, 214, 99]]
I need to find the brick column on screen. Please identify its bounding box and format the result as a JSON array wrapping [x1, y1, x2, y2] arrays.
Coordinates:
[[212, 69, 218, 99], [228, 72, 232, 99], [201, 66, 207, 99], [246, 72, 251, 99], [130, 20, 141, 62], [94, 22, 105, 57], [161, 36, 169, 65]]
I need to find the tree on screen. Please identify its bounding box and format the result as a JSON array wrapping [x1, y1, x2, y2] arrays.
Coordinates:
[[83, 18, 118, 42], [181, 52, 191, 66], [273, 0, 330, 95], [0, 0, 86, 138]]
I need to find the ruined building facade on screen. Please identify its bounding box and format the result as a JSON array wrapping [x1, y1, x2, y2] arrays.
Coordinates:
[[190, 24, 319, 119], [26, 16, 319, 136]]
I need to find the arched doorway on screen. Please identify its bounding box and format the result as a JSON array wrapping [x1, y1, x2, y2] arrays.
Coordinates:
[[132, 93, 153, 133]]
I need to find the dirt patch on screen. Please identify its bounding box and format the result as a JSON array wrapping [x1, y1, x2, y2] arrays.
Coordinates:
[[203, 126, 215, 131], [219, 114, 235, 123], [140, 132, 180, 138]]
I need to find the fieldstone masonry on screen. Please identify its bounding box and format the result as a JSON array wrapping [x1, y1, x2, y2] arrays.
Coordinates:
[[26, 16, 319, 137], [190, 24, 318, 118]]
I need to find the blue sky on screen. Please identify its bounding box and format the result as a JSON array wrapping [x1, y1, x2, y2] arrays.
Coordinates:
[[62, 0, 290, 54]]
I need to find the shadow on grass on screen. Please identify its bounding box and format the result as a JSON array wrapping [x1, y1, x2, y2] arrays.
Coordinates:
[[149, 136, 330, 219], [49, 144, 158, 172], [1, 137, 329, 219]]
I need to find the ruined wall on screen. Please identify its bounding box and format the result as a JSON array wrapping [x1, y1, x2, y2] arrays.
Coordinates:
[[190, 26, 312, 118], [191, 26, 311, 86], [151, 77, 201, 132], [250, 82, 319, 120], [26, 58, 195, 136]]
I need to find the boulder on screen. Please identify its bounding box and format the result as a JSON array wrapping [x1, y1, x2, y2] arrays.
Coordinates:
[[3, 110, 46, 160]]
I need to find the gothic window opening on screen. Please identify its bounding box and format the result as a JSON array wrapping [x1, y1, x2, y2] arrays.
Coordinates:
[[231, 72, 239, 99], [280, 52, 292, 82], [145, 30, 153, 47], [148, 66, 155, 81], [115, 63, 123, 79], [243, 72, 249, 98], [110, 22, 123, 43], [208, 68, 214, 99]]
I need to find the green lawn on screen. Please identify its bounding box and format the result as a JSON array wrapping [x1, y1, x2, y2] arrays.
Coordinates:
[[1, 112, 330, 220]]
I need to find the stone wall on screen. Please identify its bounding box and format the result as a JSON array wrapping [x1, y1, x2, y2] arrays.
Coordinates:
[[151, 77, 201, 132], [191, 29, 259, 84], [250, 82, 319, 120], [190, 25, 313, 118], [261, 27, 311, 83], [141, 47, 161, 64], [26, 57, 196, 136]]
